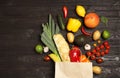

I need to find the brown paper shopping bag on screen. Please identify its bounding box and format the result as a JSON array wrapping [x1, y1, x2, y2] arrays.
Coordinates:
[[55, 62, 93, 78]]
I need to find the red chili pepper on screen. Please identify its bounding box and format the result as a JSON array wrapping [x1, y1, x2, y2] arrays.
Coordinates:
[[63, 6, 68, 18], [81, 26, 92, 36], [69, 46, 81, 62]]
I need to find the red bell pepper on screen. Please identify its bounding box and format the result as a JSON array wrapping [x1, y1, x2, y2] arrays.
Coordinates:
[[69, 46, 81, 62]]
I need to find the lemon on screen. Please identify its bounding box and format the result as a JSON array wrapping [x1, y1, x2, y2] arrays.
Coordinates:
[[76, 5, 86, 17]]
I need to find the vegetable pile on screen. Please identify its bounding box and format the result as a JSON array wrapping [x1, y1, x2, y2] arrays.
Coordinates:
[[35, 5, 111, 75]]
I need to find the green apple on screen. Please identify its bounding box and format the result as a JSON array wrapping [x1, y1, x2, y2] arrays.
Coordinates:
[[102, 30, 110, 39]]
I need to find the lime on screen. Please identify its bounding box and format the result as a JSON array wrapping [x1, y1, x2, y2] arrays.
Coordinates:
[[102, 30, 110, 39], [35, 44, 43, 54]]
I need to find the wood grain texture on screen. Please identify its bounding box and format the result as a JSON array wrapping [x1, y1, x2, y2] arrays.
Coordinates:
[[0, 0, 120, 78]]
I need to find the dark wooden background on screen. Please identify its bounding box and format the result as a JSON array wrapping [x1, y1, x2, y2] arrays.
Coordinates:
[[0, 0, 120, 78]]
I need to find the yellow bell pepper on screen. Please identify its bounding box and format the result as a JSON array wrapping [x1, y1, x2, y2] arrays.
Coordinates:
[[67, 18, 81, 32]]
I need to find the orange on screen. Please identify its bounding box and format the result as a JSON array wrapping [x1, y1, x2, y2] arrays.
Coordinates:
[[84, 12, 100, 28]]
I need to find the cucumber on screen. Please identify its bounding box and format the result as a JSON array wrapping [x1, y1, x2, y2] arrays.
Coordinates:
[[57, 14, 65, 30]]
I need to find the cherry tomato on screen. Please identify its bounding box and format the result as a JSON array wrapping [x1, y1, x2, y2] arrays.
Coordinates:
[[101, 51, 105, 56], [106, 45, 110, 49], [96, 58, 103, 64], [105, 49, 109, 54], [95, 52, 101, 57], [103, 41, 109, 46], [90, 55, 96, 60], [100, 45, 104, 49], [86, 51, 92, 56], [96, 47, 100, 51], [44, 55, 51, 62], [92, 49, 97, 54]]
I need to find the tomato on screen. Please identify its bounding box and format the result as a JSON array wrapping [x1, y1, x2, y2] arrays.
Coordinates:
[[86, 51, 92, 56], [90, 55, 96, 60], [106, 45, 110, 49], [103, 41, 109, 46], [84, 41, 110, 64], [105, 49, 109, 54], [100, 45, 104, 49], [95, 52, 101, 57], [44, 55, 51, 62], [92, 49, 97, 54], [101, 51, 105, 56], [96, 58, 103, 64], [96, 47, 100, 51]]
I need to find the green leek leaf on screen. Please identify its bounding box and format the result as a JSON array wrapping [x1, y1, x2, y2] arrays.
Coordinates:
[[41, 14, 60, 56]]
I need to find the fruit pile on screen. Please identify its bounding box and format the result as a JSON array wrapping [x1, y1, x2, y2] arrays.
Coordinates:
[[35, 5, 111, 64]]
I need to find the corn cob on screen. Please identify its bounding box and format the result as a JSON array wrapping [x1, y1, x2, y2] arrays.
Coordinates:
[[53, 34, 70, 62]]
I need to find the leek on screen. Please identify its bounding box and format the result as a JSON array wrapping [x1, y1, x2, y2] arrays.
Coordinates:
[[41, 14, 60, 56]]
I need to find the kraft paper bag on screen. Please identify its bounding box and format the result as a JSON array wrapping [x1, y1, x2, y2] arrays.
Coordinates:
[[55, 62, 93, 78]]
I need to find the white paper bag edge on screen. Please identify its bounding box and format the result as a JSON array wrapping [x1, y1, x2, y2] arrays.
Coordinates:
[[55, 62, 93, 78]]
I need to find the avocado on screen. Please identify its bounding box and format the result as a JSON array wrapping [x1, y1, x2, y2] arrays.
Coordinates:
[[74, 34, 92, 47]]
